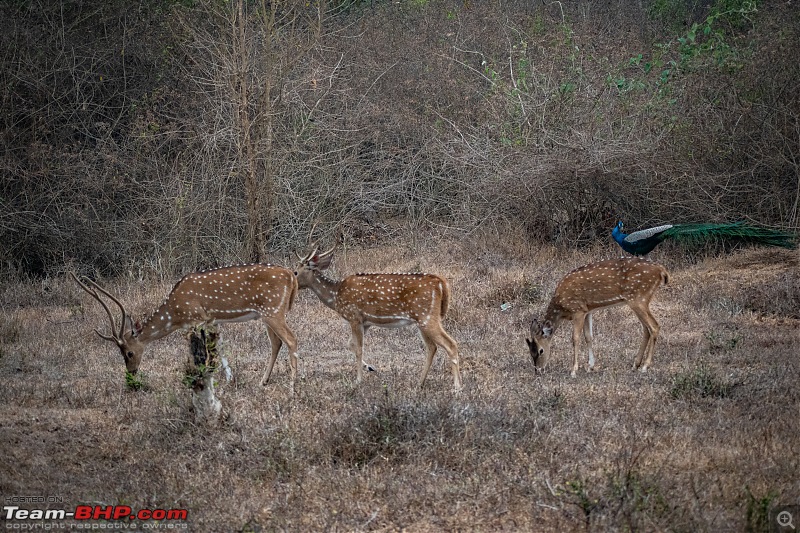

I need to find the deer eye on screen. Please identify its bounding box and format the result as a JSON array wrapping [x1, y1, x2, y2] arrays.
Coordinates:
[[126, 351, 134, 359], [538, 348, 544, 356]]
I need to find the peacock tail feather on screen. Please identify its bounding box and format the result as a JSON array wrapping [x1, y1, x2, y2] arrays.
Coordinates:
[[661, 221, 797, 249]]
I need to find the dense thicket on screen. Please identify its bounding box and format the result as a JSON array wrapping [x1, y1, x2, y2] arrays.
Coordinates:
[[1, 0, 798, 276]]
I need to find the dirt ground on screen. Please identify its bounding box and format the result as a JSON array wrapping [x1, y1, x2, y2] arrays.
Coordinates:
[[1, 242, 798, 531]]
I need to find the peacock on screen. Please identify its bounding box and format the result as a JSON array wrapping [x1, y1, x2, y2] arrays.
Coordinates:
[[612, 220, 797, 256]]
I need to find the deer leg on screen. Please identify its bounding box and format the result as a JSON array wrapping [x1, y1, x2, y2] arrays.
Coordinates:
[[348, 322, 366, 383], [437, 327, 462, 391], [629, 303, 658, 372], [643, 313, 660, 370], [571, 313, 586, 377], [419, 332, 438, 389], [419, 322, 462, 391], [584, 313, 596, 371], [260, 326, 282, 386], [263, 317, 298, 393], [361, 324, 376, 372], [635, 306, 660, 371]]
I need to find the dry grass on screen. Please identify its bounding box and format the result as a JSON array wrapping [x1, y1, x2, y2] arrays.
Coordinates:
[[1, 239, 798, 531]]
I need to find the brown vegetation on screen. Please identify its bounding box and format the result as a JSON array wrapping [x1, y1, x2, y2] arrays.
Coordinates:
[[1, 243, 798, 530], [1, 0, 798, 276]]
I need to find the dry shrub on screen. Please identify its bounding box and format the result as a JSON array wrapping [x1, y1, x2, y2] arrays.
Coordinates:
[[690, 248, 800, 318], [3, 1, 797, 277]]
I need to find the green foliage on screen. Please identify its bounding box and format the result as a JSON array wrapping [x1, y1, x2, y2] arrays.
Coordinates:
[[616, 0, 760, 100], [536, 389, 564, 412], [521, 281, 542, 304], [608, 469, 669, 521], [673, 0, 759, 70], [566, 478, 599, 522], [745, 486, 777, 533], [528, 14, 546, 36], [704, 329, 741, 353], [558, 81, 576, 96], [125, 371, 146, 392], [670, 364, 732, 400], [560, 453, 674, 528], [182, 363, 209, 389], [648, 0, 695, 31]]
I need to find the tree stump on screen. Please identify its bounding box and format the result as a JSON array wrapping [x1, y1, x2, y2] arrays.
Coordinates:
[[185, 324, 223, 427]]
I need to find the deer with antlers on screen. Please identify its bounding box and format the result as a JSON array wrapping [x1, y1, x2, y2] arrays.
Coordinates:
[[72, 264, 300, 388], [526, 257, 669, 377], [294, 245, 462, 391]]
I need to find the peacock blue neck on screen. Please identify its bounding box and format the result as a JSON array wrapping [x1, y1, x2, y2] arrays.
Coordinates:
[[612, 222, 627, 245]]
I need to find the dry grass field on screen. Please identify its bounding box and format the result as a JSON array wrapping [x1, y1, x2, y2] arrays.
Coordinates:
[[1, 237, 798, 531]]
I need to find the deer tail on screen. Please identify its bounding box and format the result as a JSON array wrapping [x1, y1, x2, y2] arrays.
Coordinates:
[[439, 277, 451, 318], [287, 273, 299, 311]]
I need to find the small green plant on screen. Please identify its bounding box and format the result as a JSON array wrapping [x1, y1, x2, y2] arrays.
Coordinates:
[[558, 81, 576, 96], [566, 478, 598, 523], [608, 468, 669, 520], [536, 389, 564, 411], [124, 371, 146, 392], [182, 363, 209, 389], [521, 281, 541, 303], [704, 329, 741, 353], [745, 486, 777, 533], [670, 364, 731, 399]]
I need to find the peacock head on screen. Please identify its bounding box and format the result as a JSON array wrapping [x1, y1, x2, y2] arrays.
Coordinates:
[[526, 318, 554, 371]]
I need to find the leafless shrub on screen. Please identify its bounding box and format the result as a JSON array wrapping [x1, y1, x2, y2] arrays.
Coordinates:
[[1, 0, 797, 282]]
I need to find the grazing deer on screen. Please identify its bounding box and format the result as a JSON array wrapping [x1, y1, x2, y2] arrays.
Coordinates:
[[526, 257, 669, 377], [71, 265, 299, 388], [294, 245, 462, 390]]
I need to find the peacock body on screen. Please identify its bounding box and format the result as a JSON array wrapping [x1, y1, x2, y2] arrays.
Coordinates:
[[612, 221, 797, 256]]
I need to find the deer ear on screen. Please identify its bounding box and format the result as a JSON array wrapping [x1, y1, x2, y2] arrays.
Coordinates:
[[314, 252, 334, 270], [124, 316, 138, 336], [542, 320, 553, 337]]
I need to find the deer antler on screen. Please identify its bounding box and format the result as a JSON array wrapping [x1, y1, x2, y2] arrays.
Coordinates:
[[71, 272, 128, 344], [296, 242, 319, 263], [317, 243, 336, 259]]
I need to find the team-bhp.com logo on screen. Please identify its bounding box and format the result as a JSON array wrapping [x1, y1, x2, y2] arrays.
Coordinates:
[[4, 505, 188, 529]]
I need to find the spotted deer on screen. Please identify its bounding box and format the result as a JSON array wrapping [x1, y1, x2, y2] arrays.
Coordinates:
[[72, 264, 299, 388], [294, 245, 462, 390], [526, 257, 669, 377]]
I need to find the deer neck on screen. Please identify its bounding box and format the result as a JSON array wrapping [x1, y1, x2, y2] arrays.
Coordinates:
[[136, 302, 182, 343], [543, 302, 568, 333], [308, 271, 342, 310]]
